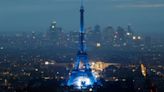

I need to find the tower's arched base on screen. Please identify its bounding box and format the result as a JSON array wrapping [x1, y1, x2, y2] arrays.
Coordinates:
[[67, 69, 97, 90]]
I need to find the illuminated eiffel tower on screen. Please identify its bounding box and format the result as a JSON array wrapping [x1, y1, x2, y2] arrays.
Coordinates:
[[67, 0, 97, 89]]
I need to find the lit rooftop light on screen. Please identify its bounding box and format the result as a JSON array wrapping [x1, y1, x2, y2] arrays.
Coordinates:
[[35, 68, 38, 71], [96, 43, 101, 47], [51, 25, 55, 29], [0, 46, 4, 50], [89, 88, 93, 91], [45, 61, 49, 65], [133, 36, 136, 40], [126, 32, 130, 36], [138, 36, 141, 40]]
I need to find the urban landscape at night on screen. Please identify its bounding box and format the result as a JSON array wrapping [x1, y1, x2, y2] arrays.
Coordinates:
[[0, 0, 164, 92]]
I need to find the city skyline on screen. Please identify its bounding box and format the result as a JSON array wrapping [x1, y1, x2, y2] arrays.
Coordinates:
[[0, 0, 164, 91], [0, 0, 164, 37]]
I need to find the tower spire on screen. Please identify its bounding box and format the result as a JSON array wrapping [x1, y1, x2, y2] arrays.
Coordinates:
[[81, 0, 83, 7], [79, 0, 85, 52]]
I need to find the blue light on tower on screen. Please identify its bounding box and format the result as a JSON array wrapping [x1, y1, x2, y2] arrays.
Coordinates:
[[67, 0, 97, 90]]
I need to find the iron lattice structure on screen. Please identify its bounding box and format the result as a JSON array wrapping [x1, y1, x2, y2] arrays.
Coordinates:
[[67, 0, 97, 89]]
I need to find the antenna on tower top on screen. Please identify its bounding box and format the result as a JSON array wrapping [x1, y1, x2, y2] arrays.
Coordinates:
[[81, 0, 84, 7]]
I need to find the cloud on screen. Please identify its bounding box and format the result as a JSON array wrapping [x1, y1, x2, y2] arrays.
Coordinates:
[[116, 3, 164, 8]]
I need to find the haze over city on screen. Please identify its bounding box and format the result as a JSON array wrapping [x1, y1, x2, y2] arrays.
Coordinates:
[[0, 0, 164, 92], [0, 0, 164, 37]]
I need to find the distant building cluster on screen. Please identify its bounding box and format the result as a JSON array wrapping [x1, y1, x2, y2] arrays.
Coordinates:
[[0, 21, 160, 49], [0, 21, 163, 92], [44, 21, 157, 50], [0, 21, 163, 64]]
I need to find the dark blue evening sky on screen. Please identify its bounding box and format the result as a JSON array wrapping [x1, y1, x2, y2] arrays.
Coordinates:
[[0, 0, 164, 36]]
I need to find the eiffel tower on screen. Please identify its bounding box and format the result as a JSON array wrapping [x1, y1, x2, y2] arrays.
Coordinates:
[[67, 0, 97, 89]]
